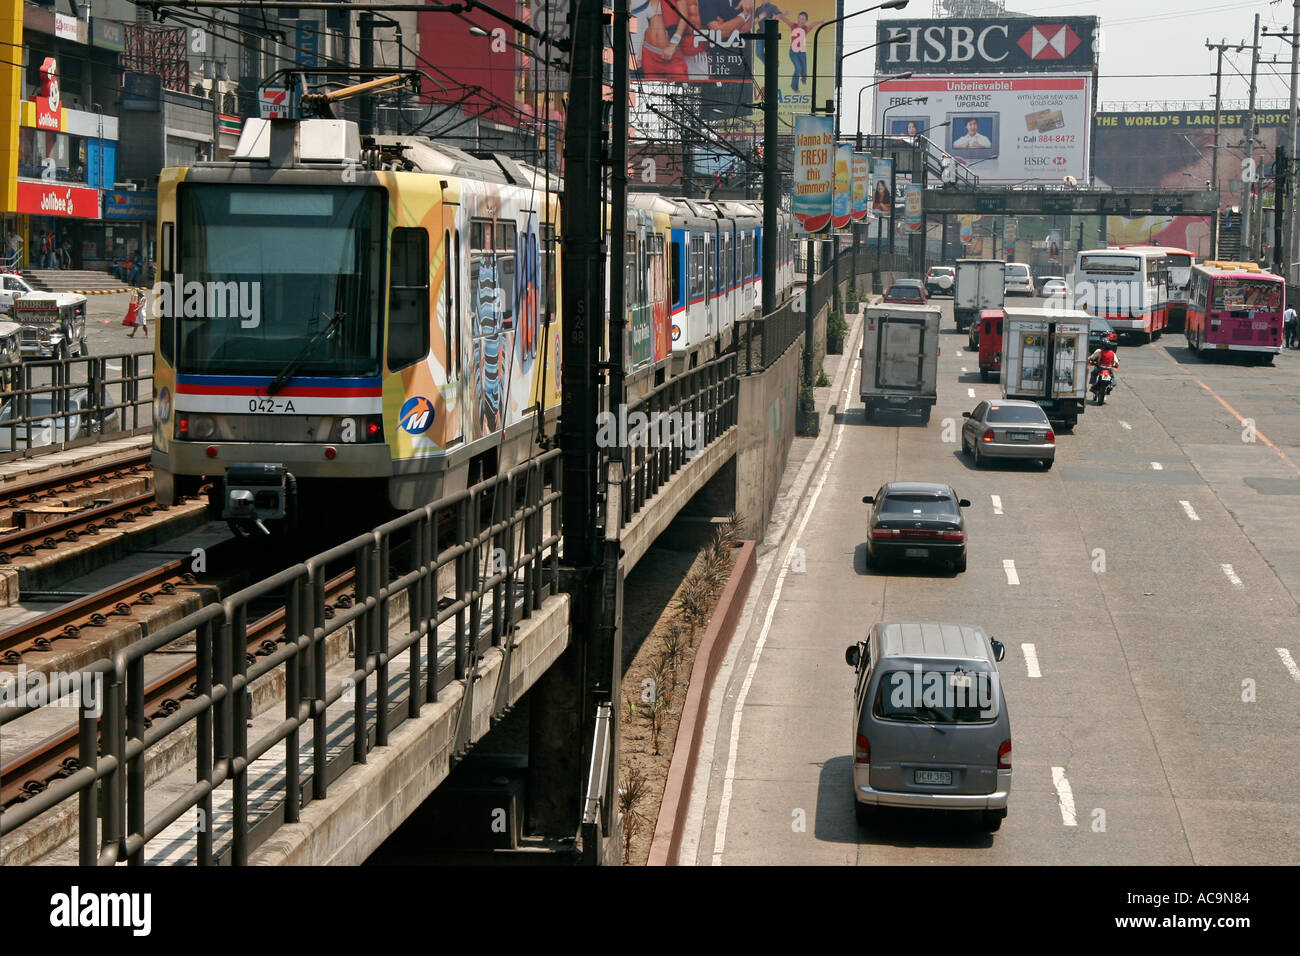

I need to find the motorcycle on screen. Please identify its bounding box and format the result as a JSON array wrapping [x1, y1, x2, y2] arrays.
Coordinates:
[[1091, 366, 1115, 405]]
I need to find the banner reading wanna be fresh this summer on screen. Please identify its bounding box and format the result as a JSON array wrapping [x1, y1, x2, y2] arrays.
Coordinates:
[[793, 113, 834, 233]]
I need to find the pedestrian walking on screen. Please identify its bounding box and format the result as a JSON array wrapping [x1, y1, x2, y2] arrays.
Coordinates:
[[1286, 303, 1297, 349], [133, 289, 149, 338]]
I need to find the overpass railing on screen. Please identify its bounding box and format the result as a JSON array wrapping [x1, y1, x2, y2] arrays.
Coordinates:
[[619, 350, 737, 528], [0, 449, 562, 865], [0, 352, 152, 460]]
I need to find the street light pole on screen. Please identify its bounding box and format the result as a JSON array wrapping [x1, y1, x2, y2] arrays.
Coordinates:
[[1207, 39, 1230, 259]]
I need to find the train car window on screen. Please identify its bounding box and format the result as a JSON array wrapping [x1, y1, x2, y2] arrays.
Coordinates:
[[626, 232, 639, 307], [159, 222, 175, 363], [671, 239, 683, 306], [705, 237, 714, 302], [542, 222, 557, 324], [690, 235, 705, 301], [454, 231, 462, 376], [387, 227, 430, 372], [444, 229, 455, 376]]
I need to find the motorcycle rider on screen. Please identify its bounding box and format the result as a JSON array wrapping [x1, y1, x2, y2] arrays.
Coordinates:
[[1088, 344, 1118, 393]]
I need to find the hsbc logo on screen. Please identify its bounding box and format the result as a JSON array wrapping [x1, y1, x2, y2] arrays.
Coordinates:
[[878, 18, 1096, 72], [1053, 156, 1068, 166], [1018, 25, 1081, 60]]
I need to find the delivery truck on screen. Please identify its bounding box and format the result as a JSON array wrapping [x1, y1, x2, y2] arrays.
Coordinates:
[[954, 259, 1006, 332], [860, 303, 941, 423], [1001, 307, 1090, 429]]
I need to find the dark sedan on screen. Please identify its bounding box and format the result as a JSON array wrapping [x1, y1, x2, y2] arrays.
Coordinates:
[[883, 280, 928, 305], [1088, 317, 1118, 352], [863, 481, 970, 573]]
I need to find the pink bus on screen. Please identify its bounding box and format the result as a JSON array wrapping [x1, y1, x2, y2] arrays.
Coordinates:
[[1184, 261, 1285, 363]]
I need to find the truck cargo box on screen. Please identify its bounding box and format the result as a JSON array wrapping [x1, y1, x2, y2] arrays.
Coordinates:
[[861, 303, 941, 423], [1001, 306, 1089, 429]]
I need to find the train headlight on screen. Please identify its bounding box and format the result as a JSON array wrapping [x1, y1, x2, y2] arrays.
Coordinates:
[[178, 413, 216, 439]]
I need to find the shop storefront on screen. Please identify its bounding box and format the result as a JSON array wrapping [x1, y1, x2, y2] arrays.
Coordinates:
[[92, 189, 156, 271]]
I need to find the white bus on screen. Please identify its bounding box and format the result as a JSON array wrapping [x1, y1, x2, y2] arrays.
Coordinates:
[[1072, 248, 1170, 343]]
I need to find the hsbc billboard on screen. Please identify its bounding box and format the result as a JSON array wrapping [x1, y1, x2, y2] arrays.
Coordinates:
[[876, 17, 1099, 74]]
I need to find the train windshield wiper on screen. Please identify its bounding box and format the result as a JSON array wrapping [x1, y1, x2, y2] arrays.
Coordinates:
[[266, 312, 345, 396]]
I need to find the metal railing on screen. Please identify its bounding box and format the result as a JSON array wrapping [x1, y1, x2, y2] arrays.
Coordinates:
[[1, 247, 23, 271], [0, 449, 562, 865], [0, 353, 152, 458], [620, 351, 737, 527]]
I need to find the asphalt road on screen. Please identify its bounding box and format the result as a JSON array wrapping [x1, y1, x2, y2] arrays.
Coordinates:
[[688, 296, 1300, 865]]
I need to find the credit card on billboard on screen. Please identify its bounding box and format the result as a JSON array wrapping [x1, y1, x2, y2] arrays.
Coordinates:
[[1024, 109, 1065, 132]]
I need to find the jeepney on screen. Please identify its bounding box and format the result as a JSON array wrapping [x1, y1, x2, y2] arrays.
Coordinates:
[[11, 292, 89, 360]]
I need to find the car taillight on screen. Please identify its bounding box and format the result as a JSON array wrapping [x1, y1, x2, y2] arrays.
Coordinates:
[[997, 739, 1012, 770], [1045, 430, 1055, 443], [982, 429, 994, 442], [871, 528, 898, 539], [855, 734, 871, 764], [940, 531, 965, 541]]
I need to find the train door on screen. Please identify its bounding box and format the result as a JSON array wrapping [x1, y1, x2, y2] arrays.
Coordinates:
[[704, 227, 716, 339]]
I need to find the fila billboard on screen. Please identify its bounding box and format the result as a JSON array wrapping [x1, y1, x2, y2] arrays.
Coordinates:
[[874, 74, 1092, 185], [876, 17, 1099, 74]]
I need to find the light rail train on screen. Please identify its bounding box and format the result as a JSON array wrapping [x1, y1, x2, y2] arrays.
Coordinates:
[[151, 117, 796, 532]]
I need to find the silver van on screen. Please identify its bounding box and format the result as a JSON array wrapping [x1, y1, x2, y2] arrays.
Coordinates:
[[845, 621, 1011, 831]]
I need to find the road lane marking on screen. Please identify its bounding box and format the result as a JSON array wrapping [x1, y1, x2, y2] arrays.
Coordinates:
[[961, 366, 968, 372], [1220, 564, 1244, 588], [1150, 462, 1163, 470], [711, 353, 859, 866], [991, 494, 1003, 515], [1179, 500, 1199, 521], [1278, 648, 1300, 682], [1052, 767, 1077, 827], [1119, 420, 1132, 430], [968, 387, 976, 397], [1153, 350, 1300, 477], [1003, 559, 1019, 585], [1022, 643, 1041, 678]]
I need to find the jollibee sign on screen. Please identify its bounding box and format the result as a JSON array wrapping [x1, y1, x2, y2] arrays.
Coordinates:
[[16, 181, 101, 219], [35, 57, 63, 131]]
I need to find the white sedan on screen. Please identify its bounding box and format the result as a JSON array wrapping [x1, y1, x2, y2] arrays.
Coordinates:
[[0, 273, 34, 311], [1041, 278, 1069, 298]]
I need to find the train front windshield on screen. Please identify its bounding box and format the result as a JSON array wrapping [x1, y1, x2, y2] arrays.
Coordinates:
[[176, 184, 386, 377]]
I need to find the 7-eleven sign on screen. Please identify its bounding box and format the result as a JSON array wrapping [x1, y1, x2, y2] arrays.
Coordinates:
[[259, 88, 289, 118]]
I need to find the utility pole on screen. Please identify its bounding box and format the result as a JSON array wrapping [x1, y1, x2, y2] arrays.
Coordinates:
[[761, 18, 779, 318], [1243, 16, 1261, 260], [1207, 39, 1230, 259], [1290, 0, 1299, 280]]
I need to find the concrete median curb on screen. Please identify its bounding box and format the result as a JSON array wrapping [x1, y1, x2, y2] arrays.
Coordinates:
[[647, 538, 756, 867]]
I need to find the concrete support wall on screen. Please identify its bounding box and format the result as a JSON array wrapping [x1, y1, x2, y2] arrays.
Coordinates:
[[734, 332, 800, 541]]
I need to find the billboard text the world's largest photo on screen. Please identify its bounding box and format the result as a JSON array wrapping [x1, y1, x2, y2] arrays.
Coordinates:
[[874, 75, 1091, 184]]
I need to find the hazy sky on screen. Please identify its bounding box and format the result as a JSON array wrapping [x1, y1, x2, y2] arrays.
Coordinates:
[[841, 0, 1297, 133]]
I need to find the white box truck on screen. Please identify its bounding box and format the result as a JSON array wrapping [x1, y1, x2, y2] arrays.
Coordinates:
[[954, 259, 1006, 332], [861, 303, 941, 424], [1001, 307, 1090, 430]]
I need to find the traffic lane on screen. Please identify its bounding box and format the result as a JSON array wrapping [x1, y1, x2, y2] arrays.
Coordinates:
[[1055, 347, 1300, 863], [704, 403, 891, 865]]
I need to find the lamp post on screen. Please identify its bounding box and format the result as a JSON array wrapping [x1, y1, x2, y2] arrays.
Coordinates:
[[809, 0, 909, 115], [873, 96, 925, 285]]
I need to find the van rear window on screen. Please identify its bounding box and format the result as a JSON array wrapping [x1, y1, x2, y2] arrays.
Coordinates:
[[874, 669, 999, 723]]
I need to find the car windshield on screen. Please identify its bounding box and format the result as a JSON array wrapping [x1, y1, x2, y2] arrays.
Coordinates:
[[874, 669, 999, 723], [0, 396, 57, 421], [878, 494, 958, 516], [889, 286, 922, 298]]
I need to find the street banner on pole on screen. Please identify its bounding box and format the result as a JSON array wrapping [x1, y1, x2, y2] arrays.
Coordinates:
[[871, 157, 893, 219], [851, 152, 871, 222], [905, 184, 923, 233], [833, 143, 853, 231], [794, 113, 834, 233]]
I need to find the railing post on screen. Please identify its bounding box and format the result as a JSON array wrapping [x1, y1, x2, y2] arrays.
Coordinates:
[[310, 573, 328, 800], [284, 577, 301, 824], [353, 544, 370, 766], [455, 498, 470, 682], [231, 604, 249, 864], [196, 619, 214, 863], [126, 655, 145, 865], [78, 691, 98, 866], [374, 533, 389, 747]]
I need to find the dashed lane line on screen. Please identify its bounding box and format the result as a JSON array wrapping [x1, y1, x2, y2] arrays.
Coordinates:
[[1052, 767, 1078, 827], [1022, 643, 1041, 678], [1003, 559, 1019, 586]]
